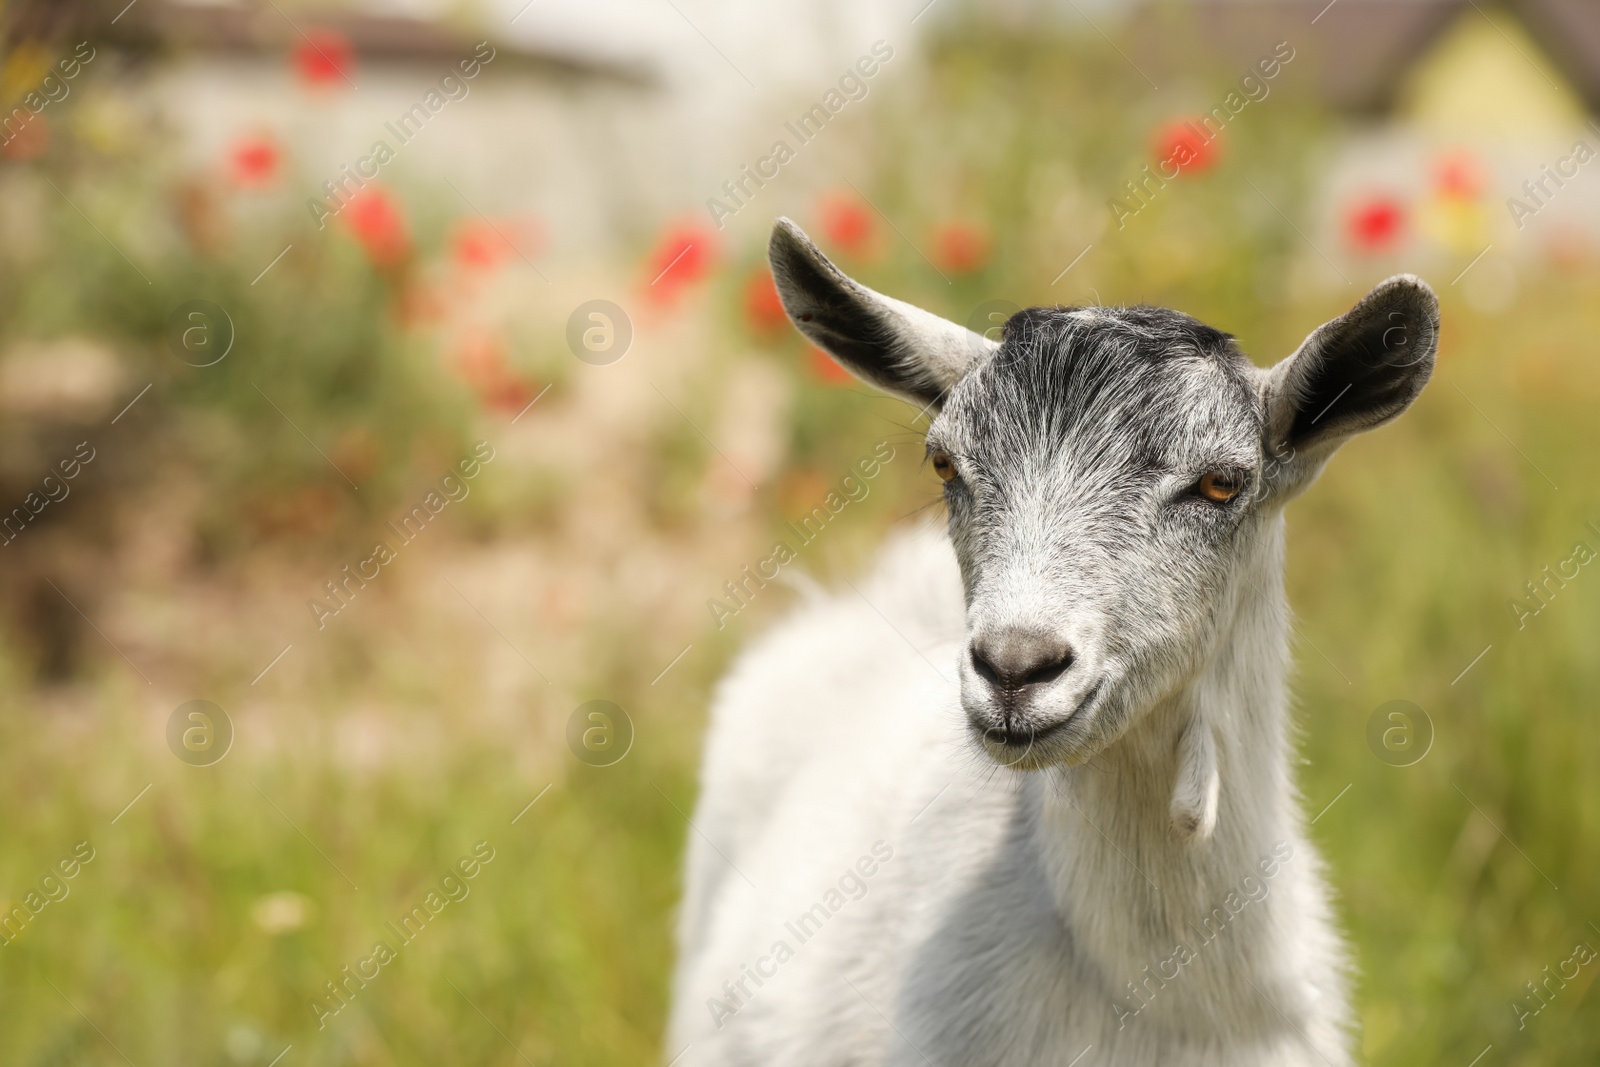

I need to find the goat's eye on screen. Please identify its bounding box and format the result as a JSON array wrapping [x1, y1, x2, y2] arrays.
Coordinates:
[[930, 450, 958, 483], [1194, 471, 1245, 504]]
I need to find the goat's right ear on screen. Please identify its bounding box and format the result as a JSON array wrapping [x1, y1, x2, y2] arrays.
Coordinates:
[[769, 217, 995, 408]]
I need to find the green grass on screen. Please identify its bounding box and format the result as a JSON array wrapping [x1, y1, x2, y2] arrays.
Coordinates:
[[5, 283, 1596, 1067]]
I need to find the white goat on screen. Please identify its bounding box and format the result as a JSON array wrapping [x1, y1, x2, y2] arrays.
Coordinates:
[[667, 218, 1438, 1066]]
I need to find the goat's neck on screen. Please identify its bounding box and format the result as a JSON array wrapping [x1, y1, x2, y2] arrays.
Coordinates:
[[1034, 517, 1297, 967]]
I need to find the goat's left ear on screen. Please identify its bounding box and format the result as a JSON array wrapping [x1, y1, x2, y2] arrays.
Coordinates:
[[1261, 274, 1439, 496]]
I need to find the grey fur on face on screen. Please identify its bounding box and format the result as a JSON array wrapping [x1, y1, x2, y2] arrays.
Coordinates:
[[932, 303, 1268, 769]]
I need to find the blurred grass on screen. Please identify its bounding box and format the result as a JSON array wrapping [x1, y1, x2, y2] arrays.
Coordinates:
[[0, 18, 1597, 1067]]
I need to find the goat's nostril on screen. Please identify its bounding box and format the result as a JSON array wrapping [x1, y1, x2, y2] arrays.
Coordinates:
[[1020, 651, 1073, 688], [970, 630, 1074, 696], [970, 646, 1004, 688]]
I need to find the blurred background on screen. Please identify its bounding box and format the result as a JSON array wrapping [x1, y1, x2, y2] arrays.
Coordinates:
[[0, 0, 1595, 1063]]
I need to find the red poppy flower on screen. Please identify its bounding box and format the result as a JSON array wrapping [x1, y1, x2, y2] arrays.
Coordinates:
[[644, 223, 715, 307], [808, 346, 854, 386], [820, 194, 874, 255], [342, 186, 408, 267], [452, 331, 536, 414], [452, 217, 539, 273], [2, 114, 48, 160], [931, 222, 990, 275], [228, 135, 281, 188], [481, 375, 537, 415], [294, 30, 354, 89], [744, 269, 788, 332], [1153, 119, 1219, 175], [1434, 152, 1485, 201], [1345, 195, 1405, 254], [452, 220, 505, 271]]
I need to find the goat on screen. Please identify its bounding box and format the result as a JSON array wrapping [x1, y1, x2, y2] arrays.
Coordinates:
[[667, 217, 1438, 1066]]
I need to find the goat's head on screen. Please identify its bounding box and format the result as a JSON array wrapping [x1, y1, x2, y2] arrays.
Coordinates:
[[769, 218, 1438, 772]]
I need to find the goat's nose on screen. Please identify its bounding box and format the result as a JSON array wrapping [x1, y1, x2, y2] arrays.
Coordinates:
[[969, 629, 1074, 699]]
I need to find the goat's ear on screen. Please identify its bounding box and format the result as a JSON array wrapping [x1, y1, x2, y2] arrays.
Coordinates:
[[1260, 274, 1438, 497], [769, 217, 995, 408]]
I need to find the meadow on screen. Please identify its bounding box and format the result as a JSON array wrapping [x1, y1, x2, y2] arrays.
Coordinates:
[[0, 19, 1596, 1067]]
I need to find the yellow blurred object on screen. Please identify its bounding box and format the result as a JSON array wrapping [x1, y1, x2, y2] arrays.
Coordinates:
[[1399, 8, 1585, 140], [0, 43, 53, 106], [72, 93, 144, 155], [250, 891, 314, 935], [1419, 195, 1490, 254]]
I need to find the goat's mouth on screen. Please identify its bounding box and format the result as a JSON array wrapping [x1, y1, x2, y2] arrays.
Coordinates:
[[968, 679, 1105, 769]]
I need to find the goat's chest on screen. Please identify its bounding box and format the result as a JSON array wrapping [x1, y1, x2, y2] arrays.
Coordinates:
[[878, 831, 1312, 1067]]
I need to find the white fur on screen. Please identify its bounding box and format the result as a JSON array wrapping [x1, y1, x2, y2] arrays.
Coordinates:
[[668, 522, 1351, 1067]]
